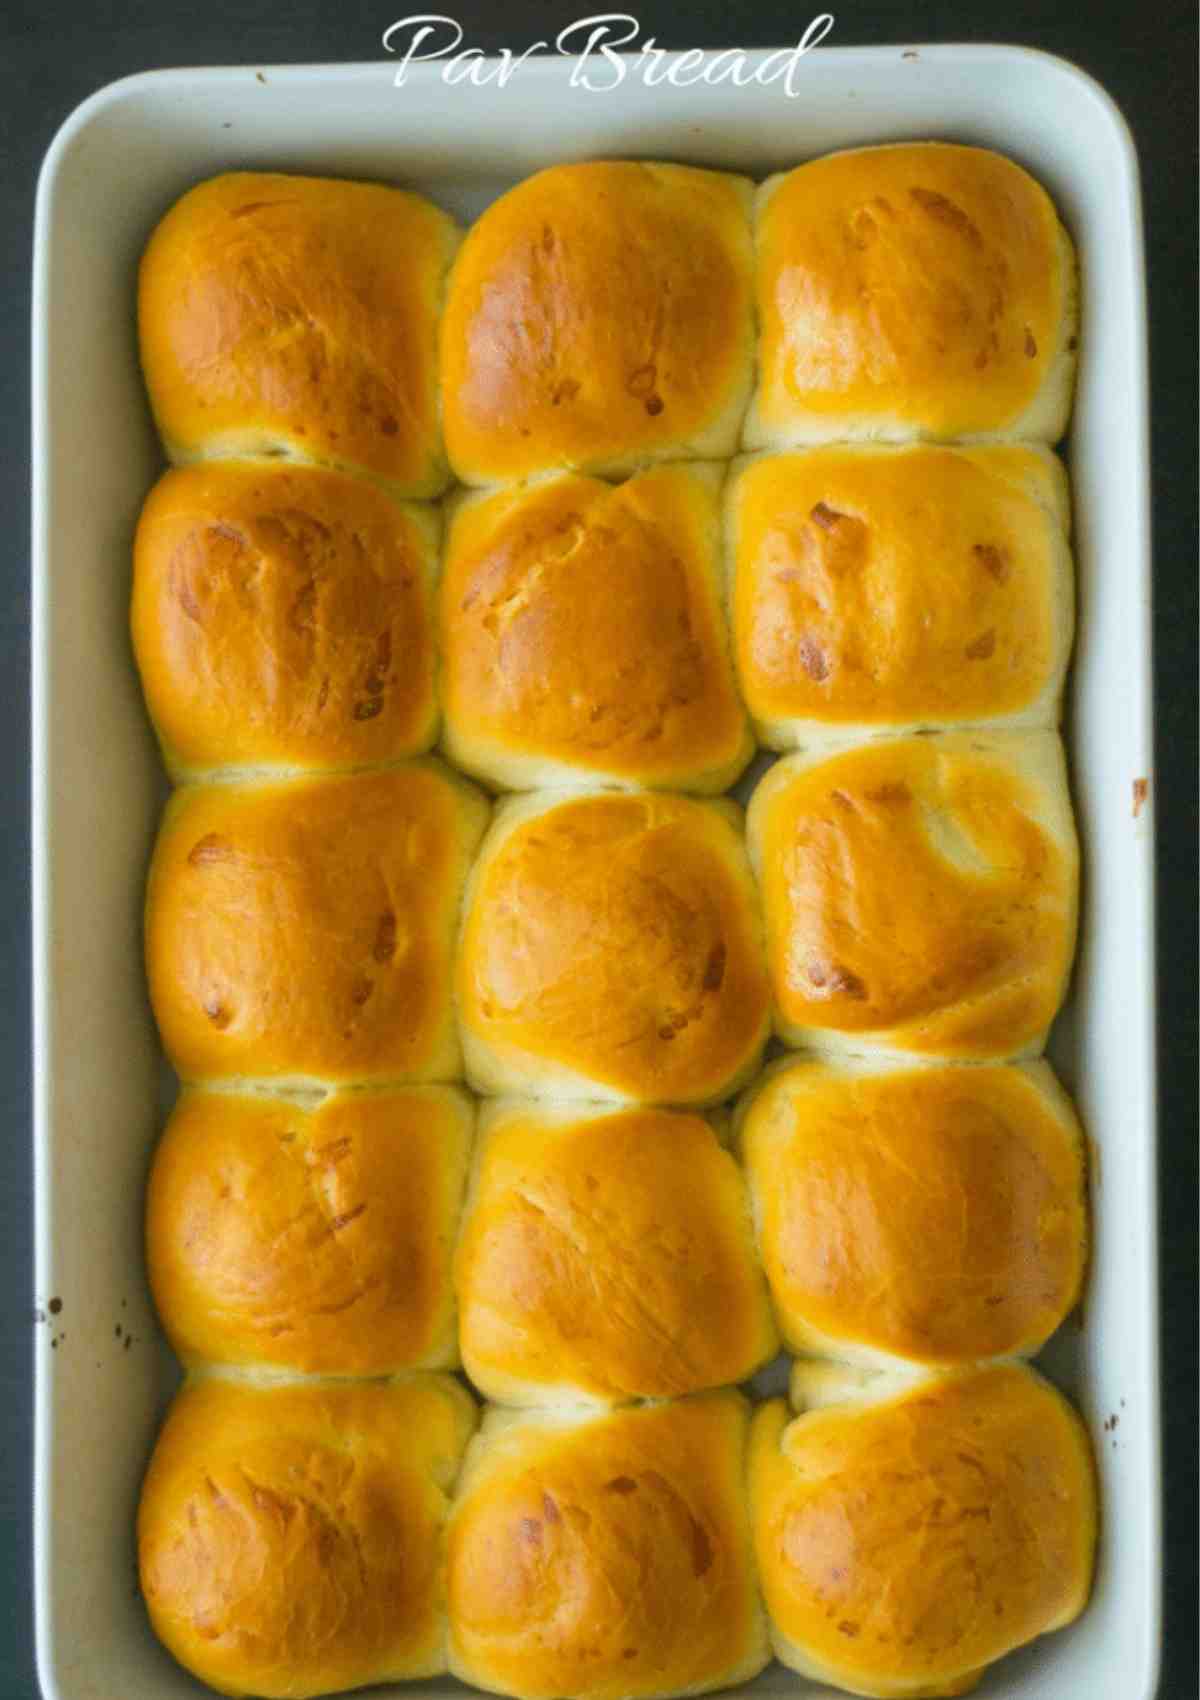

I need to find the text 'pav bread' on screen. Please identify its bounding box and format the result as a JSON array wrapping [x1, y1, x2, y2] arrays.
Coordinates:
[[446, 1393, 768, 1700], [745, 143, 1077, 449], [457, 789, 771, 1103], [145, 762, 488, 1086], [138, 1372, 477, 1698], [746, 731, 1078, 1060], [440, 464, 751, 793], [139, 171, 459, 496]]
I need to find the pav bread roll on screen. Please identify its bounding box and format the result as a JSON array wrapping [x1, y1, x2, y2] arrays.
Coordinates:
[[446, 1393, 768, 1700], [441, 464, 752, 793], [146, 1084, 473, 1375], [145, 762, 488, 1086], [746, 732, 1078, 1060], [726, 443, 1073, 748], [132, 460, 440, 778], [455, 1099, 777, 1406], [457, 790, 771, 1104], [138, 1372, 476, 1698], [139, 171, 459, 496], [441, 161, 755, 484], [736, 1057, 1087, 1368], [745, 143, 1077, 450], [750, 1363, 1096, 1697]]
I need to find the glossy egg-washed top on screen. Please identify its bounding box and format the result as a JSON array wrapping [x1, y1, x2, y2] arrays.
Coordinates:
[[138, 1374, 477, 1699], [139, 172, 458, 495], [729, 444, 1070, 735], [739, 1062, 1086, 1365], [145, 765, 488, 1085], [441, 466, 750, 790], [146, 1085, 472, 1375], [441, 161, 755, 481], [456, 1105, 777, 1404], [459, 792, 771, 1102], [748, 734, 1078, 1058], [448, 1395, 765, 1700], [132, 460, 438, 774], [753, 143, 1072, 439], [750, 1366, 1096, 1697]]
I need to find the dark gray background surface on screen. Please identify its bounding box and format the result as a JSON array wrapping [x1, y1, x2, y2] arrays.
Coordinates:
[[2, 3, 1195, 1696]]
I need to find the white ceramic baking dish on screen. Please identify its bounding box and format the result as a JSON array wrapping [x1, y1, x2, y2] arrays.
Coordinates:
[[31, 43, 1159, 1700]]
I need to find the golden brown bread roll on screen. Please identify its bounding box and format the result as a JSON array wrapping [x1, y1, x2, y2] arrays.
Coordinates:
[[455, 1099, 778, 1405], [145, 762, 488, 1086], [745, 143, 1077, 450], [750, 1363, 1096, 1697], [746, 732, 1078, 1060], [446, 1393, 768, 1700], [736, 1056, 1087, 1367], [457, 790, 771, 1104], [440, 464, 752, 793], [132, 460, 440, 778], [725, 443, 1074, 748], [139, 172, 458, 496], [138, 1371, 476, 1698], [441, 161, 755, 484], [146, 1084, 473, 1375]]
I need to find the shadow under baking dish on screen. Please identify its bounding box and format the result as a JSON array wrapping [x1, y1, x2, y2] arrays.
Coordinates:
[[32, 45, 1159, 1700]]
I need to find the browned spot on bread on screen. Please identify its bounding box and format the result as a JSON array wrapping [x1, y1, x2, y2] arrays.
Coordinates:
[[644, 394, 665, 416], [551, 377, 580, 407], [808, 961, 867, 999], [627, 364, 657, 398], [1132, 777, 1149, 817], [542, 1492, 561, 1524], [864, 781, 912, 805], [329, 1202, 367, 1232], [606, 1476, 638, 1494], [810, 501, 845, 532], [798, 637, 829, 682], [908, 187, 982, 247], [374, 911, 397, 963], [965, 628, 997, 660], [379, 415, 399, 437], [689, 1516, 713, 1577], [973, 542, 1010, 583], [203, 997, 232, 1029], [188, 834, 233, 867], [1024, 327, 1038, 358], [350, 977, 374, 1006], [353, 698, 383, 721], [702, 942, 727, 992], [519, 1516, 542, 1545]]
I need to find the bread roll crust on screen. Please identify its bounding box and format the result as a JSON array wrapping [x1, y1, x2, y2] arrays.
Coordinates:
[[750, 1365, 1096, 1697], [455, 1100, 778, 1405], [746, 732, 1078, 1059], [132, 460, 440, 777], [458, 790, 771, 1103], [138, 1373, 477, 1698], [737, 1057, 1086, 1367], [139, 171, 458, 495], [746, 143, 1077, 448], [447, 1394, 768, 1700], [726, 444, 1073, 746], [145, 763, 489, 1086], [441, 465, 751, 792], [146, 1085, 473, 1374], [442, 162, 755, 483]]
